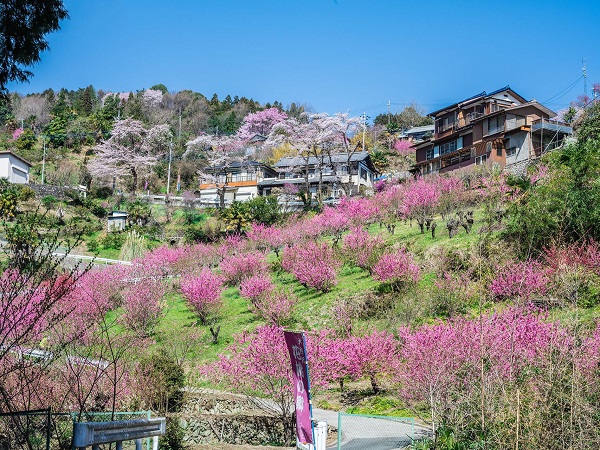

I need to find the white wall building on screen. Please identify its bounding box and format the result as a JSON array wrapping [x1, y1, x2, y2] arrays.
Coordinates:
[[0, 151, 31, 184]]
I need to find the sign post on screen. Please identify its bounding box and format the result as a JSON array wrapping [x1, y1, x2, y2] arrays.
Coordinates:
[[284, 331, 314, 446]]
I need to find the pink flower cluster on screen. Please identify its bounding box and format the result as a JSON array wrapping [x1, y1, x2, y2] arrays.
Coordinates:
[[219, 251, 269, 286], [489, 259, 549, 301], [372, 248, 420, 288], [180, 268, 224, 324], [342, 226, 384, 272], [282, 241, 341, 292]]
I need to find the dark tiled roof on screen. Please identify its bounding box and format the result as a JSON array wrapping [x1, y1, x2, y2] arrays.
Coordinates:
[[273, 151, 370, 168]]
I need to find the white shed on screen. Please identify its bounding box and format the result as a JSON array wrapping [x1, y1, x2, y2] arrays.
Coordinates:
[[0, 151, 31, 184], [107, 211, 128, 232]]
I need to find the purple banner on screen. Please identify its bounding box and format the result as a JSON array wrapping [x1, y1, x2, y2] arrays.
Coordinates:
[[284, 331, 313, 445]]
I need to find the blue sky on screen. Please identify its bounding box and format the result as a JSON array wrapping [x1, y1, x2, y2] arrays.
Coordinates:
[[7, 0, 600, 118]]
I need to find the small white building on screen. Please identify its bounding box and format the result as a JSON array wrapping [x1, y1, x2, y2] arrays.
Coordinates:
[[0, 151, 31, 184], [107, 211, 128, 232]]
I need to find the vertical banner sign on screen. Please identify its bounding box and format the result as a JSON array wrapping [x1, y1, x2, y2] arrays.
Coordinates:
[[284, 331, 314, 445]]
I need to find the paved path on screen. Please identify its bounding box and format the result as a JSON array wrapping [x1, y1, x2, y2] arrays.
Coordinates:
[[312, 408, 431, 450]]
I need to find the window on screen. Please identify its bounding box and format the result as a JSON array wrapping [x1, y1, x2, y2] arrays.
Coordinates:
[[440, 140, 457, 156], [426, 148, 434, 160], [476, 154, 487, 165], [506, 147, 517, 157], [497, 147, 503, 157]]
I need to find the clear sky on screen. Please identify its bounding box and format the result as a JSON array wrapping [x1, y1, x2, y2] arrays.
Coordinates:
[[6, 0, 600, 118]]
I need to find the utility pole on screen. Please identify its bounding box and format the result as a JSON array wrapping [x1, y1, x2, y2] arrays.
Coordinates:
[[178, 107, 182, 149], [387, 100, 391, 126], [41, 136, 47, 184], [583, 59, 588, 100], [166, 138, 173, 195], [362, 112, 366, 152]]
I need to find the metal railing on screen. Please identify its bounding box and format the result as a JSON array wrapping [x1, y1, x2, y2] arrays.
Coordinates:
[[72, 417, 165, 450]]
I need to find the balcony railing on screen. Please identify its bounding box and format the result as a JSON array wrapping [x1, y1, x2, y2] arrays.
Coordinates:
[[531, 118, 572, 135], [215, 174, 257, 183]]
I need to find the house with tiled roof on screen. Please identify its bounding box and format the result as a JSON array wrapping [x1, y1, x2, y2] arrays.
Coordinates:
[[413, 86, 572, 175]]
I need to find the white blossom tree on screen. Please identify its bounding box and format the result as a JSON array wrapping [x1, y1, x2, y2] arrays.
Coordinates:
[[88, 118, 172, 193]]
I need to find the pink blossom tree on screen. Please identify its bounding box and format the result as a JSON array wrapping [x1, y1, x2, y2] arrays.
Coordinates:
[[219, 251, 269, 286], [401, 177, 440, 233], [372, 248, 420, 291], [239, 274, 274, 303], [88, 118, 172, 193], [489, 259, 549, 302], [252, 287, 298, 326], [180, 268, 224, 326], [121, 279, 167, 336], [201, 326, 296, 445], [237, 107, 288, 142], [282, 241, 341, 292], [342, 226, 385, 272]]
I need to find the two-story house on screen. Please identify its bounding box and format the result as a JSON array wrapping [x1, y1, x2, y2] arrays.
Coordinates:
[[198, 160, 279, 206], [260, 151, 378, 198], [413, 86, 572, 175]]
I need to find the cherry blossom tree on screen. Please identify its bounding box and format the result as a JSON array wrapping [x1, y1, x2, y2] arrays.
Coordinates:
[[237, 107, 288, 142], [266, 112, 363, 205], [184, 133, 244, 207], [88, 118, 172, 193]]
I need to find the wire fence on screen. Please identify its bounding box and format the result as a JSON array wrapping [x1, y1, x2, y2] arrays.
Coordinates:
[[336, 413, 415, 450], [0, 409, 151, 450]]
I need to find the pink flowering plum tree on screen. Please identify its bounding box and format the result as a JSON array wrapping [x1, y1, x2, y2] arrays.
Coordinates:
[[252, 287, 298, 326], [401, 177, 440, 233], [282, 241, 342, 292], [489, 259, 549, 302], [239, 274, 274, 304], [180, 268, 224, 328], [121, 279, 167, 336], [219, 251, 269, 286], [201, 326, 295, 445], [246, 223, 285, 256], [342, 226, 385, 273], [345, 330, 399, 394], [312, 206, 350, 245], [372, 248, 420, 291]]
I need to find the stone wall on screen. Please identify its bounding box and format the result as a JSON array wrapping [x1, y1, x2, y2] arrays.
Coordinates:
[[28, 183, 78, 201], [176, 389, 292, 447]]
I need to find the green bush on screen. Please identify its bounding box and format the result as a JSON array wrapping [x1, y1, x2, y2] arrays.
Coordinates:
[[99, 231, 125, 250], [159, 416, 185, 450], [42, 195, 57, 209]]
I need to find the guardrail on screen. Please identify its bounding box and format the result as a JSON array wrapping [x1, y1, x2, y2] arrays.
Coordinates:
[[72, 418, 166, 450]]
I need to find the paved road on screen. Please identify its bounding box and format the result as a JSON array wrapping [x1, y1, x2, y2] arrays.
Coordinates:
[[312, 408, 431, 450]]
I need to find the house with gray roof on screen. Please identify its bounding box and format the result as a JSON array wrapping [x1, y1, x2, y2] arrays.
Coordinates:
[[260, 151, 378, 198]]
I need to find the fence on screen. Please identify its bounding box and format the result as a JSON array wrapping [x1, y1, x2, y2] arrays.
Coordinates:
[[0, 409, 152, 450], [0, 408, 72, 450], [336, 413, 415, 450]]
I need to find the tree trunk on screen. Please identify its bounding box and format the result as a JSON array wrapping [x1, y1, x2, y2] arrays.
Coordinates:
[[209, 325, 220, 344]]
